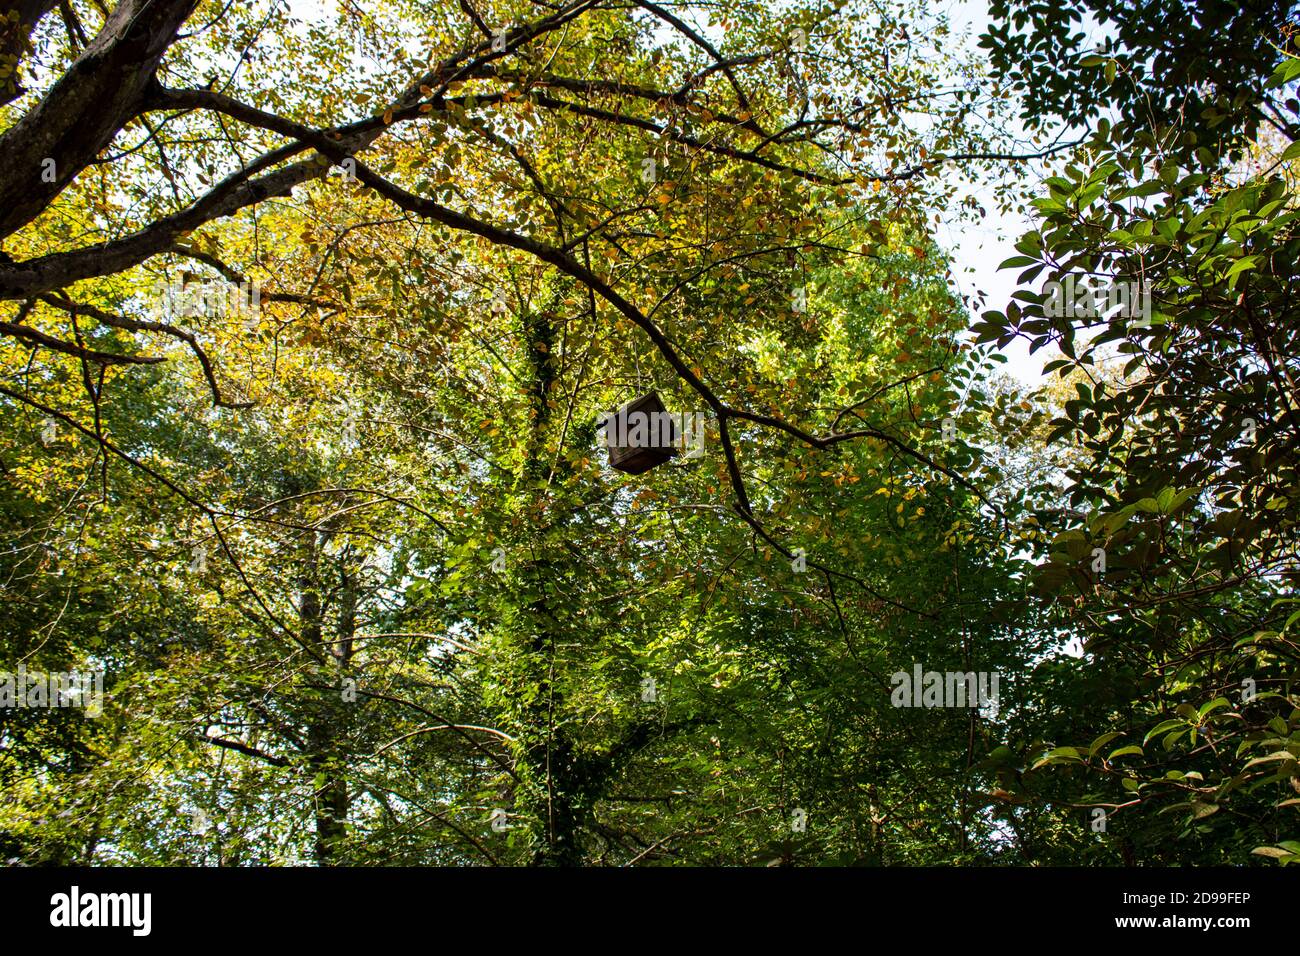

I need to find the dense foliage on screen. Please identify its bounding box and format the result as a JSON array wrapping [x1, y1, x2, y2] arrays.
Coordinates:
[[0, 0, 1295, 865]]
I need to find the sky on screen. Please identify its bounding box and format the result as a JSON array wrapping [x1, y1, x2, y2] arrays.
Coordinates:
[[936, 0, 1064, 386]]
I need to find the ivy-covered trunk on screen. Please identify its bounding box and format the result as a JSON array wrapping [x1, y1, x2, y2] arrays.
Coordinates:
[[299, 532, 353, 865]]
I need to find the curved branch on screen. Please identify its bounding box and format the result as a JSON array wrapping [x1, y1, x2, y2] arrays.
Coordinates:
[[40, 293, 252, 408], [0, 315, 163, 365]]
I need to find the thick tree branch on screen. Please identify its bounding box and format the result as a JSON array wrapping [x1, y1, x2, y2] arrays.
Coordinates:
[[0, 0, 200, 237], [204, 734, 290, 767]]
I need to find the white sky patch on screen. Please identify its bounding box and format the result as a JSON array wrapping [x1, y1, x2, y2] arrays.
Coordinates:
[[936, 0, 1114, 385]]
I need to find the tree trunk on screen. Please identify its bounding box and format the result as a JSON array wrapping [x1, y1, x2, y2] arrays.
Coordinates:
[[298, 532, 352, 865]]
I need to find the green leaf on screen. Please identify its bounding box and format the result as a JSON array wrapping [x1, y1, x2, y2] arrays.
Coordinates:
[[1144, 719, 1184, 745], [1242, 750, 1296, 770], [1088, 731, 1124, 757], [1197, 697, 1230, 721]]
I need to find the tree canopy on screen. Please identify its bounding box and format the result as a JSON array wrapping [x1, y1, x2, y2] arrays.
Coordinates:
[[0, 0, 1296, 867]]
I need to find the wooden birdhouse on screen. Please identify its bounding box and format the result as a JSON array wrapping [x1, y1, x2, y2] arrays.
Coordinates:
[[602, 391, 679, 474]]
